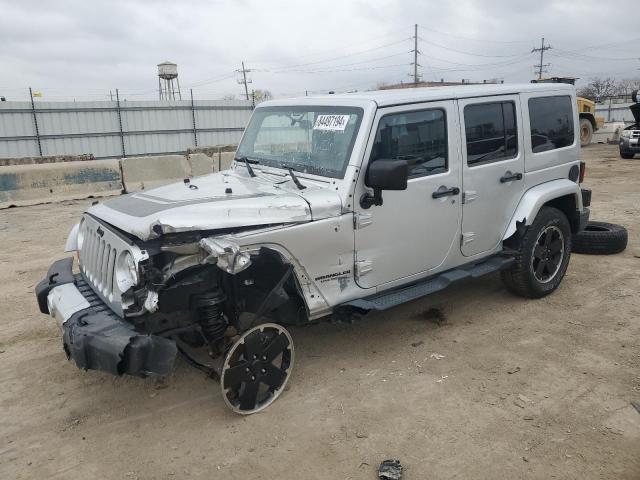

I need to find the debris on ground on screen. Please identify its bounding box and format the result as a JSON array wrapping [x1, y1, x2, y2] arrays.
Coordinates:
[[430, 353, 445, 360], [632, 402, 640, 414], [378, 459, 402, 480], [436, 375, 449, 383], [514, 394, 533, 409], [507, 366, 521, 374], [410, 340, 424, 347]]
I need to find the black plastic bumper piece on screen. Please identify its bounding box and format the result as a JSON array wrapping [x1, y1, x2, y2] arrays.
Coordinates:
[[35, 257, 76, 314], [578, 208, 590, 232], [581, 188, 592, 208], [37, 259, 177, 377]]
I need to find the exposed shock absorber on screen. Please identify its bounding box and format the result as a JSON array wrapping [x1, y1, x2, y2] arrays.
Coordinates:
[[195, 291, 227, 346]]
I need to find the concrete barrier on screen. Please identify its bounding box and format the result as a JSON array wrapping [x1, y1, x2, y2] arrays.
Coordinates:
[[218, 152, 235, 171], [592, 122, 625, 144], [0, 159, 122, 209], [187, 152, 214, 176], [121, 153, 218, 193], [1, 146, 237, 208]]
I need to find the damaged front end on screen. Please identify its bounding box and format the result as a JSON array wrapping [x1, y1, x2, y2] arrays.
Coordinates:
[[37, 215, 306, 381], [36, 258, 177, 377]]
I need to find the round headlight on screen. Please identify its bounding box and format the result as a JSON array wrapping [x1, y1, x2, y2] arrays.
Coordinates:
[[76, 219, 85, 251], [115, 251, 138, 292]]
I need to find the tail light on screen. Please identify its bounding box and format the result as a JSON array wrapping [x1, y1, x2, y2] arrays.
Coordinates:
[[579, 161, 586, 183]]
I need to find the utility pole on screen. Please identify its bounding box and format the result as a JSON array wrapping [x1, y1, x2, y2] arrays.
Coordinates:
[[237, 61, 252, 101], [532, 37, 552, 80], [410, 23, 421, 85]]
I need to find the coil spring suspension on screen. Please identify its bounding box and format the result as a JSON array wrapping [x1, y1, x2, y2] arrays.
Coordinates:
[[196, 291, 227, 344]]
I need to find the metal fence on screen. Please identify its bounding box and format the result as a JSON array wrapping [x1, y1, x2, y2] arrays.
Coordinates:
[[0, 96, 253, 159], [595, 101, 636, 124]]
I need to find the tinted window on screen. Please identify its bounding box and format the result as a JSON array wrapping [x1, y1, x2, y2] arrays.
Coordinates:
[[464, 101, 517, 166], [370, 109, 447, 177], [528, 96, 575, 153]]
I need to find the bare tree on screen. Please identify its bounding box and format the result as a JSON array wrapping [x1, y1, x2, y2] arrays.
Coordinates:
[[222, 93, 237, 100], [615, 78, 640, 97], [577, 77, 617, 102]]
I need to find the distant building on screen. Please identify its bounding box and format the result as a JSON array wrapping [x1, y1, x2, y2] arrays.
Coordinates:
[[379, 79, 504, 90]]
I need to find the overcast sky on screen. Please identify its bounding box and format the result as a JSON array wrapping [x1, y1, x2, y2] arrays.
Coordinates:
[[1, 0, 639, 101]]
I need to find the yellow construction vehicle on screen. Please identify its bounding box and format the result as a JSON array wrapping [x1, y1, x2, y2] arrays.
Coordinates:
[[531, 77, 603, 146]]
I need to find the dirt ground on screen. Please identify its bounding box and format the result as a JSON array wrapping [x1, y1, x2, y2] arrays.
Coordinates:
[[1, 143, 639, 479]]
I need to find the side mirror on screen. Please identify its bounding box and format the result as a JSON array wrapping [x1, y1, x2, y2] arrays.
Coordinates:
[[361, 159, 408, 209]]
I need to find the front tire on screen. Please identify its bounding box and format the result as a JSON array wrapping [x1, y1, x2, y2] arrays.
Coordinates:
[[501, 206, 572, 298], [620, 151, 635, 159]]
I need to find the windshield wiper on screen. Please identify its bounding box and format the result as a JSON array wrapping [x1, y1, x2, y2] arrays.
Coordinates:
[[286, 167, 306, 190], [234, 156, 258, 178]]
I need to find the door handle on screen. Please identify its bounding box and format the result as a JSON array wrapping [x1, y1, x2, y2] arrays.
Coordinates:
[[500, 172, 523, 183], [432, 186, 460, 199]]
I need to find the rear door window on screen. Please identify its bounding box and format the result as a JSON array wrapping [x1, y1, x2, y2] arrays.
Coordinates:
[[528, 96, 575, 153], [464, 101, 518, 166]]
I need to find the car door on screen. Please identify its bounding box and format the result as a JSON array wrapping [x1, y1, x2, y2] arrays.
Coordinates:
[[354, 101, 461, 289], [458, 95, 525, 256]]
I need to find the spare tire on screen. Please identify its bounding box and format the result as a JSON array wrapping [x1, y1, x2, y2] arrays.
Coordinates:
[[572, 221, 628, 255]]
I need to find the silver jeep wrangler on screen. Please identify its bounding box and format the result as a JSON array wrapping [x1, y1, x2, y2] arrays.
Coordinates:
[[36, 83, 590, 414]]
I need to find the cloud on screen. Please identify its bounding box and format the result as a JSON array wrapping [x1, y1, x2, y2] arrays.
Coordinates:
[[0, 0, 638, 101]]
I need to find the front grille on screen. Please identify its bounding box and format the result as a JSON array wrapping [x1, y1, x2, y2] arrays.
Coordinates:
[[78, 215, 147, 317], [80, 225, 117, 303]]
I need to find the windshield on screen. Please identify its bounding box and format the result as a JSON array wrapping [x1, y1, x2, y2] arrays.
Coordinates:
[[236, 106, 363, 178]]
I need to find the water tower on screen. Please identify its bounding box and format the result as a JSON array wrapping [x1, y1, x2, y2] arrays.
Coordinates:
[[157, 61, 182, 100]]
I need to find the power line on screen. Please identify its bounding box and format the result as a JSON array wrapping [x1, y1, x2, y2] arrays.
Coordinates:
[[418, 25, 534, 45], [256, 38, 411, 71], [532, 37, 552, 80], [420, 37, 527, 58]]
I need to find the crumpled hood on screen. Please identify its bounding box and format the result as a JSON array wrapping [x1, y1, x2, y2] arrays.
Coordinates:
[[88, 170, 342, 240]]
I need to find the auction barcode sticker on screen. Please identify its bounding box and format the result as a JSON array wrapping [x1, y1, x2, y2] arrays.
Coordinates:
[[313, 114, 350, 131]]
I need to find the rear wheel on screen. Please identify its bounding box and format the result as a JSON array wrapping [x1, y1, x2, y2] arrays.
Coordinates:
[[501, 207, 572, 298], [580, 118, 593, 147]]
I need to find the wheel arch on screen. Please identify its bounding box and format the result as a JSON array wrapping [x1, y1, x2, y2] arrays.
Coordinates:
[[231, 243, 331, 325], [503, 179, 583, 241], [579, 112, 597, 130]]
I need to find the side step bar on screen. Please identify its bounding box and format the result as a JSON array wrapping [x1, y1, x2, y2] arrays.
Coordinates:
[[341, 254, 515, 311]]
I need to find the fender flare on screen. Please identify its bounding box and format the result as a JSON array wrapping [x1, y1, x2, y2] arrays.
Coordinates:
[[503, 179, 583, 240]]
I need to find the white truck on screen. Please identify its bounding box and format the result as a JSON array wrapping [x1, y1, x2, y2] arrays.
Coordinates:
[[36, 83, 590, 414], [619, 89, 640, 159]]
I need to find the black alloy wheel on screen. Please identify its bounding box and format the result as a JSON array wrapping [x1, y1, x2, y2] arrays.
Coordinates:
[[221, 323, 294, 414], [531, 225, 565, 283]]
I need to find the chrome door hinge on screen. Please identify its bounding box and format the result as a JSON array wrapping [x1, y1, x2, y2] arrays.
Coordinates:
[[461, 232, 475, 245], [355, 258, 373, 279], [353, 212, 373, 230]]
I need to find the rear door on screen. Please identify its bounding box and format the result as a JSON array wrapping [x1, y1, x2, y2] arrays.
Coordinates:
[[458, 95, 525, 256]]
